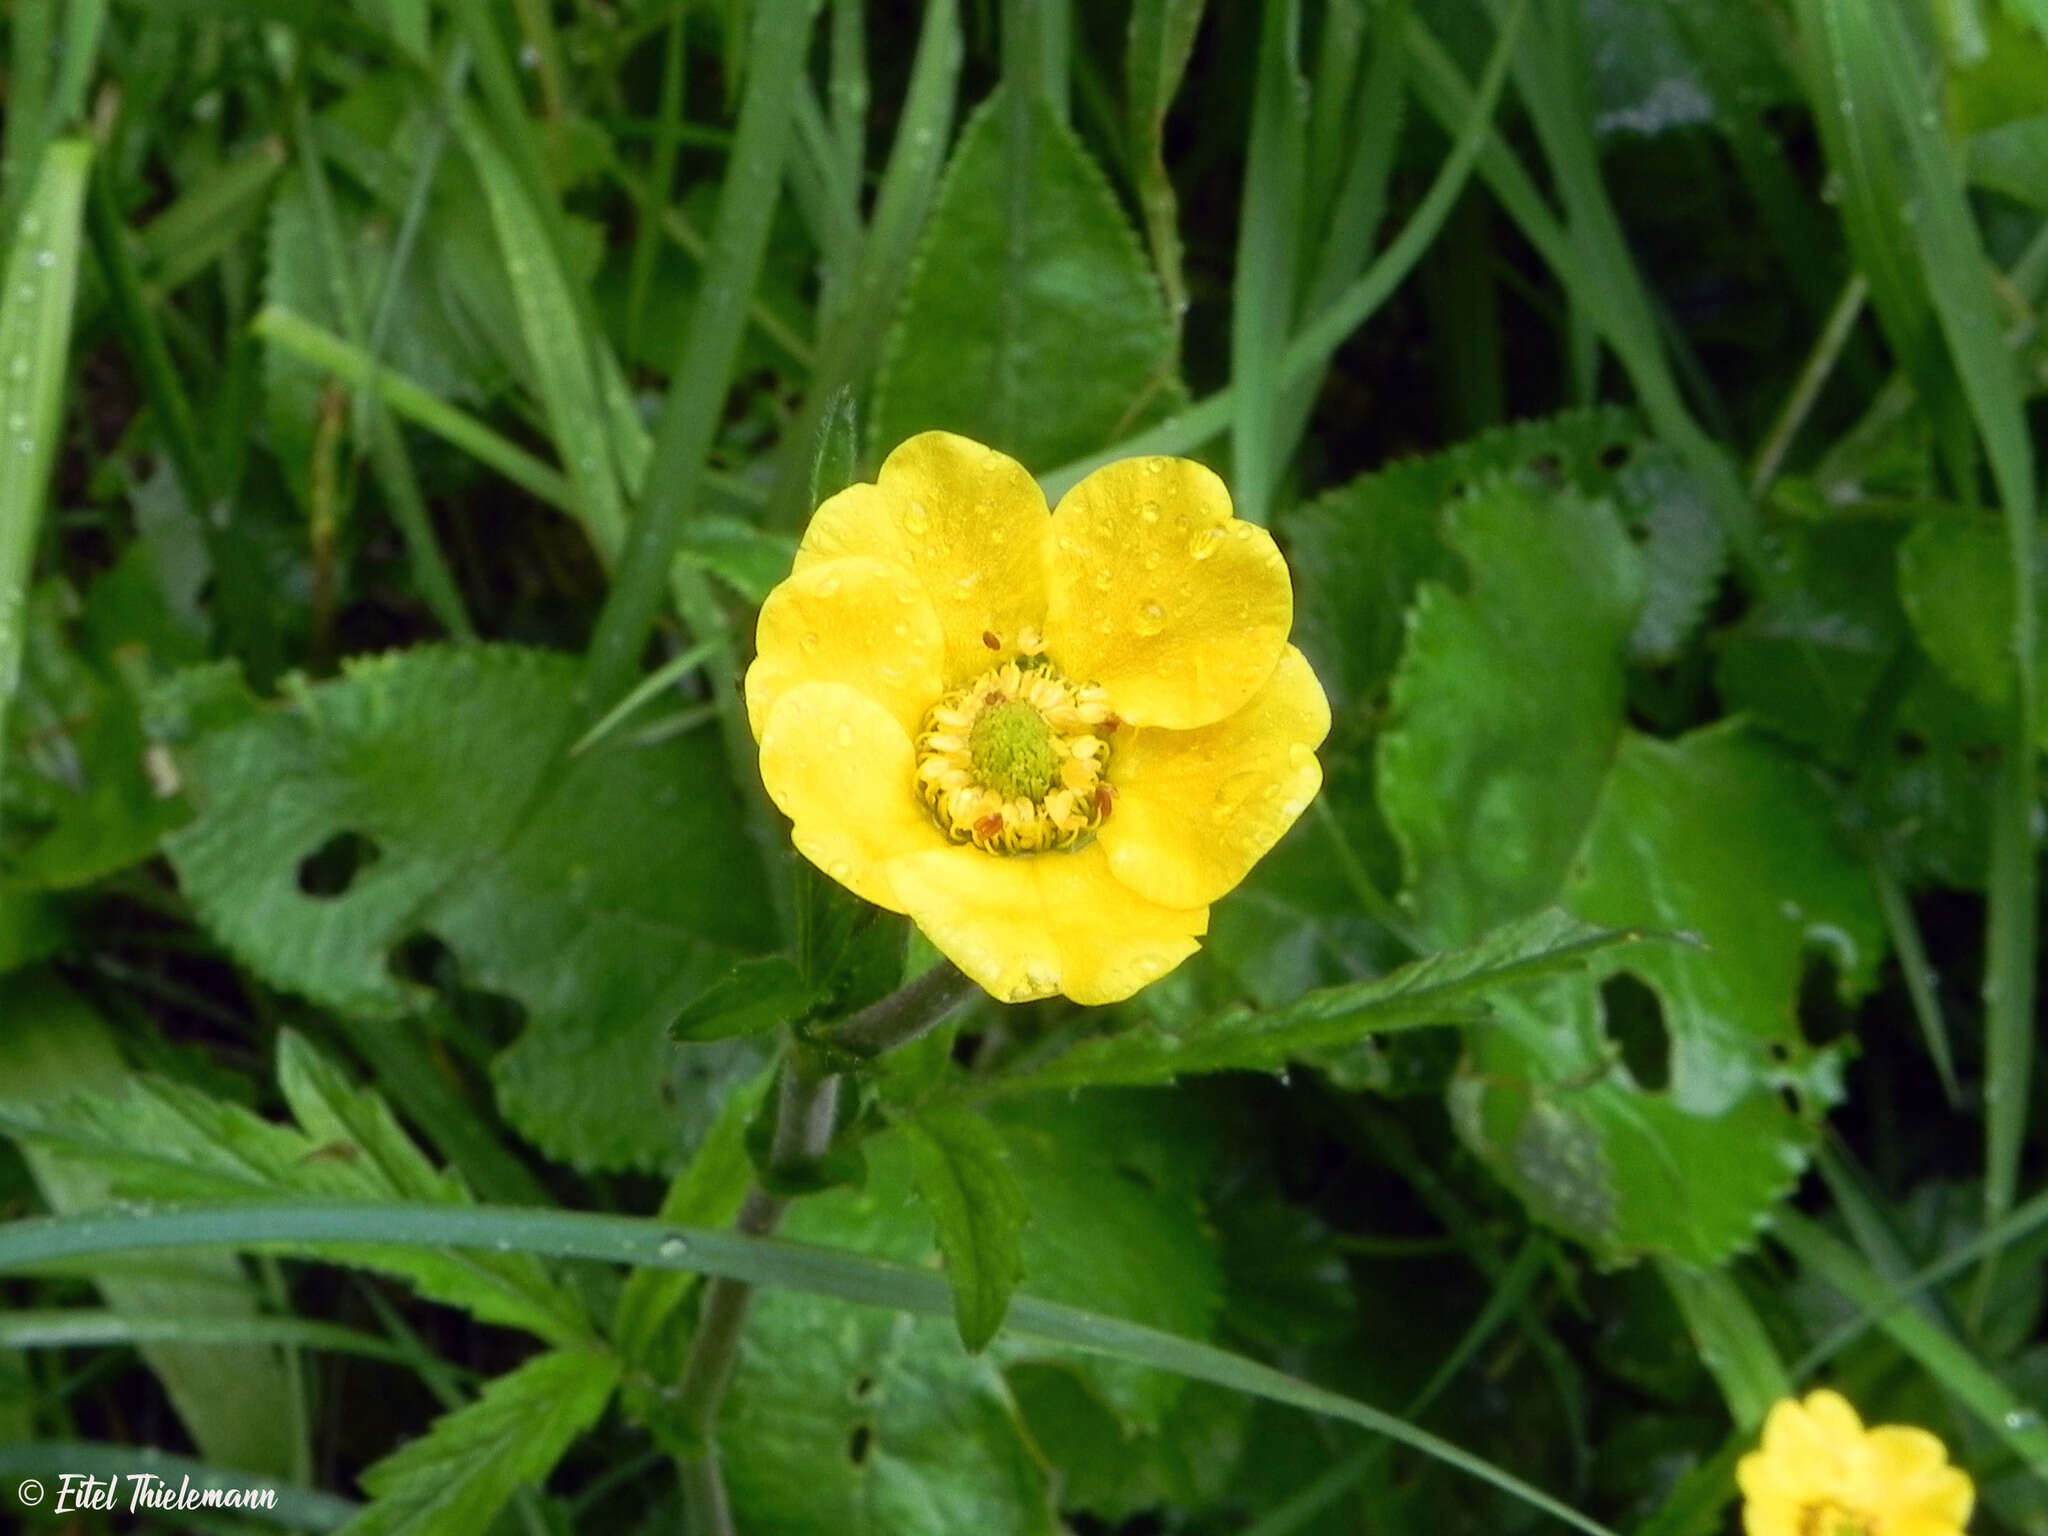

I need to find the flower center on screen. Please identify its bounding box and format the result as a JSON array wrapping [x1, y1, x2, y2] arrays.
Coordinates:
[[1797, 1503, 1878, 1536], [969, 701, 1060, 801], [915, 652, 1118, 856]]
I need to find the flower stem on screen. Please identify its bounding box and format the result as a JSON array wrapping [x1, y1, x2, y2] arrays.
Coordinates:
[[821, 959, 980, 1057], [672, 962, 977, 1531]]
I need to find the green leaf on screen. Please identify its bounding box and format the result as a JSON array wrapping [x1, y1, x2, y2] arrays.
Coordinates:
[[870, 90, 1179, 470], [339, 1348, 619, 1536], [1454, 726, 1882, 1266], [810, 383, 860, 508], [674, 514, 800, 605], [6, 580, 189, 890], [1006, 909, 1648, 1092], [1897, 516, 2048, 743], [1715, 517, 1909, 765], [1280, 408, 1653, 709], [670, 954, 820, 1043], [0, 1033, 592, 1345], [0, 140, 90, 766], [900, 1105, 1026, 1352], [163, 644, 773, 1171], [720, 1130, 1059, 1536], [986, 1094, 1223, 1429], [0, 971, 301, 1477], [1377, 479, 1884, 1265], [1379, 477, 1642, 941]]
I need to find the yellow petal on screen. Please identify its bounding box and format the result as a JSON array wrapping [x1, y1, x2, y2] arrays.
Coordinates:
[[745, 556, 947, 738], [1733, 1478, 1799, 1536], [1866, 1425, 1952, 1483], [794, 431, 1051, 686], [1043, 455, 1292, 729], [1101, 646, 1330, 908], [888, 842, 1207, 1005], [757, 682, 947, 912]]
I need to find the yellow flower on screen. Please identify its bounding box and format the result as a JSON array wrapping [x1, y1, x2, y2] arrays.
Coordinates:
[[745, 431, 1329, 1005], [1737, 1390, 1974, 1536]]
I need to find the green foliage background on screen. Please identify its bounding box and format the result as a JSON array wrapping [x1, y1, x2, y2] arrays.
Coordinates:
[[2, 0, 2047, 1532]]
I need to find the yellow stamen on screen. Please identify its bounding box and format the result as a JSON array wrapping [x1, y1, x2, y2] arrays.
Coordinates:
[[915, 656, 1114, 855]]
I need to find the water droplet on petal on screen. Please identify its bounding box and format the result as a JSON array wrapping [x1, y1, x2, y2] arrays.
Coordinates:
[[1093, 568, 1114, 591], [1135, 602, 1166, 636], [905, 500, 931, 532], [1189, 527, 1222, 560], [1140, 501, 1161, 523], [1212, 769, 1263, 818], [835, 724, 855, 747], [799, 631, 820, 653], [1142, 549, 1161, 570]]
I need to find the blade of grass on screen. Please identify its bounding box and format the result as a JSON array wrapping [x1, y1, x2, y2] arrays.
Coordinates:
[[1454, 2, 1761, 574], [1232, 0, 1308, 526], [626, 7, 688, 346], [606, 152, 817, 370], [1824, 0, 2039, 1318], [1126, 0, 1206, 344], [761, 0, 960, 529], [1356, 1105, 1590, 1477], [570, 638, 721, 757], [1041, 0, 1522, 501], [0, 141, 90, 765], [252, 307, 569, 506], [1658, 1260, 1790, 1430], [137, 138, 288, 297], [790, 81, 865, 319], [1242, 1235, 1550, 1536], [0, 1200, 1623, 1536], [579, 0, 816, 721], [1867, 855, 1962, 1108], [86, 151, 212, 520], [829, 0, 870, 197], [0, 1308, 414, 1364], [292, 90, 473, 642], [1750, 274, 1869, 497], [1795, 0, 1975, 492], [1271, 0, 1410, 473], [458, 103, 632, 557], [1789, 1183, 2048, 1380], [0, 1, 57, 242], [1775, 1210, 2048, 1477], [1304, 0, 1366, 227]]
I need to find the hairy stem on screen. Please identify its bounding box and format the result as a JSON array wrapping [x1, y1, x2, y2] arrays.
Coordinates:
[[672, 962, 976, 1532]]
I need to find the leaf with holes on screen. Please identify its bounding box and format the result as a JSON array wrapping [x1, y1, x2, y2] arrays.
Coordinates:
[[718, 1130, 1059, 1536], [163, 645, 773, 1172], [1379, 479, 1884, 1265], [870, 91, 1180, 470], [985, 1093, 1223, 1430]]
